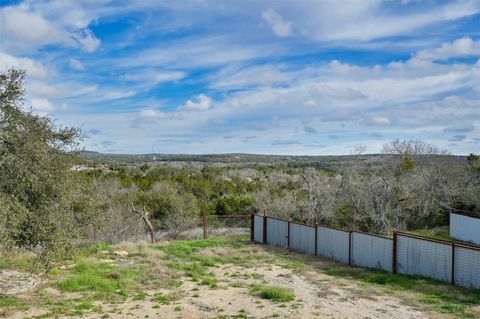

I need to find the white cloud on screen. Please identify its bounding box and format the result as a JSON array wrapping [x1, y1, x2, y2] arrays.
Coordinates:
[[371, 116, 391, 126], [30, 98, 55, 112], [294, 0, 480, 41], [153, 71, 185, 83], [124, 36, 279, 69], [413, 37, 480, 62], [69, 59, 85, 71], [180, 94, 213, 111], [139, 109, 166, 119], [0, 2, 101, 53], [1, 5, 68, 48], [304, 99, 318, 107], [103, 90, 136, 101], [261, 8, 293, 38], [27, 81, 97, 99], [120, 70, 186, 90], [0, 51, 49, 78], [76, 29, 101, 53], [211, 65, 291, 89]]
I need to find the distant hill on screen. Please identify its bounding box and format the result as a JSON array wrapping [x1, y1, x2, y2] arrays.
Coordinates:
[[79, 151, 468, 171]]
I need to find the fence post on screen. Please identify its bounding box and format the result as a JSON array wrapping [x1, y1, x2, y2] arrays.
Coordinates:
[[348, 229, 352, 266], [203, 212, 208, 240], [92, 224, 96, 242], [392, 229, 397, 274], [262, 210, 268, 244], [451, 242, 455, 286], [314, 220, 318, 256], [287, 217, 291, 248], [250, 212, 254, 242]]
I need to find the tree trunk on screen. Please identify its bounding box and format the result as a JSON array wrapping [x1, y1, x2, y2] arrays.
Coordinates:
[[131, 203, 156, 243]]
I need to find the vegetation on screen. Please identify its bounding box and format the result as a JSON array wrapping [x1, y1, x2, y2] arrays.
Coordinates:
[[76, 145, 480, 241], [2, 235, 480, 318], [250, 284, 295, 302], [0, 69, 86, 265]]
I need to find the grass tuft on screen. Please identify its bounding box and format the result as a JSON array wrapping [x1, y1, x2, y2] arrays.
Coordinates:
[[250, 284, 295, 302]]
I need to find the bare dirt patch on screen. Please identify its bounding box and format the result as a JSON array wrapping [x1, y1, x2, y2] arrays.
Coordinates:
[[82, 264, 437, 319]]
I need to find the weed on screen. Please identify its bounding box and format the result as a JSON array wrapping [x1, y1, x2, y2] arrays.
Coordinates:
[[200, 277, 218, 288], [151, 292, 171, 305], [250, 284, 295, 302]]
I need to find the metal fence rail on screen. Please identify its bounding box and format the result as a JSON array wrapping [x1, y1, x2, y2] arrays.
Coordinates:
[[251, 213, 480, 291]]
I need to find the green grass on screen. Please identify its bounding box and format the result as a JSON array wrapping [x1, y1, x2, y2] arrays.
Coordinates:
[[250, 285, 295, 302], [200, 277, 218, 288], [57, 258, 138, 298], [407, 227, 452, 241], [151, 292, 174, 305], [0, 296, 29, 316], [0, 251, 35, 272]]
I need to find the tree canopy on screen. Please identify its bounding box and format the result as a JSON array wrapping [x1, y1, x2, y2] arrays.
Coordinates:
[[0, 69, 82, 264]]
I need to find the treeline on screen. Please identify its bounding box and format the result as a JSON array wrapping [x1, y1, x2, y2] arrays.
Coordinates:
[[80, 145, 480, 242]]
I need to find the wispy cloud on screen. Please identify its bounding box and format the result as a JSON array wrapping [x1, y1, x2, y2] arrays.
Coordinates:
[[261, 8, 293, 38]]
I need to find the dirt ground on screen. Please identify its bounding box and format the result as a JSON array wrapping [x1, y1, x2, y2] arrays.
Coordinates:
[[1, 239, 465, 319]]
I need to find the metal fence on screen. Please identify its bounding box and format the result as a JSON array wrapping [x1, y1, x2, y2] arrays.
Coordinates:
[[253, 215, 264, 243], [351, 232, 392, 272], [266, 217, 289, 248], [252, 213, 480, 290], [317, 226, 350, 264], [289, 222, 316, 255], [450, 213, 480, 245], [454, 245, 480, 289], [396, 233, 452, 283]]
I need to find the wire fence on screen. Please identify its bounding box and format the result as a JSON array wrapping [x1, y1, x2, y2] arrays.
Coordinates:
[[252, 212, 480, 290]]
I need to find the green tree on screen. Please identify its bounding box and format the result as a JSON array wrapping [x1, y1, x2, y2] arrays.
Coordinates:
[[0, 69, 82, 265]]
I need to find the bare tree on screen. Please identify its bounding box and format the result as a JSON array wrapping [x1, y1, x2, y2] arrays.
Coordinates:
[[131, 203, 156, 243]]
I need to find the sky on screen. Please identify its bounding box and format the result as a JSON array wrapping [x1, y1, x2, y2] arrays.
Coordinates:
[[0, 0, 479, 155]]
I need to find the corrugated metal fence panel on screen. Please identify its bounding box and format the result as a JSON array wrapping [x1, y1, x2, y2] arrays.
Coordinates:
[[253, 215, 264, 243], [450, 213, 480, 245], [454, 246, 480, 289], [317, 226, 349, 264], [266, 218, 288, 248], [351, 232, 393, 272], [289, 223, 316, 254], [397, 235, 452, 283]]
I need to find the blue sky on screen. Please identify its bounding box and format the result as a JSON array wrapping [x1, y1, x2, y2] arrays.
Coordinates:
[[1, 0, 479, 155]]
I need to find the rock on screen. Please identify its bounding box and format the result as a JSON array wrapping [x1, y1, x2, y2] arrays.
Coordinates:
[[0, 270, 40, 295], [114, 250, 129, 257]]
